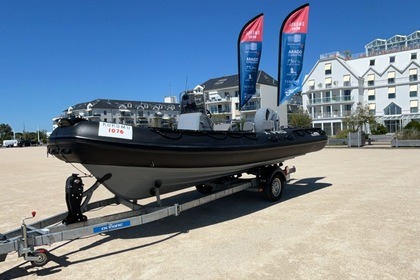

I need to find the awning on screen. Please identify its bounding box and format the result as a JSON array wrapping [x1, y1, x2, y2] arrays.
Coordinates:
[[324, 63, 332, 70], [376, 113, 420, 121], [368, 89, 375, 96], [387, 71, 395, 79], [343, 75, 350, 82], [367, 74, 375, 81], [409, 68, 418, 75], [325, 77, 332, 84], [308, 80, 315, 86], [388, 87, 396, 94]]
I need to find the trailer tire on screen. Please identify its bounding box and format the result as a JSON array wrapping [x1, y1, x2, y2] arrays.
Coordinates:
[[29, 249, 50, 267], [196, 184, 213, 194], [264, 170, 285, 202]]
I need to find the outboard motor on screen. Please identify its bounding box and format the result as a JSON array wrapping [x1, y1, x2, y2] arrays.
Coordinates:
[[180, 91, 206, 114], [254, 107, 279, 132]]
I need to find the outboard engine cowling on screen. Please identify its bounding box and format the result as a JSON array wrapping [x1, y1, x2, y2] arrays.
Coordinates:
[[254, 107, 279, 132]]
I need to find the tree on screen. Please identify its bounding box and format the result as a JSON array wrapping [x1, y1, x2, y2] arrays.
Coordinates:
[[343, 103, 375, 132], [288, 107, 313, 128], [0, 123, 14, 141]]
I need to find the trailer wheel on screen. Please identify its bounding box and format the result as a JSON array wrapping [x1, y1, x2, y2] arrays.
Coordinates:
[[264, 171, 285, 202], [196, 184, 213, 194], [29, 249, 50, 267]]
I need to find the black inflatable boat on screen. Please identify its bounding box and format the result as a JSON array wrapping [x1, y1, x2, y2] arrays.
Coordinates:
[[48, 110, 327, 200]]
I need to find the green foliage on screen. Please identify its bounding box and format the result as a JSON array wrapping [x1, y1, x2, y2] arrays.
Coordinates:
[[370, 122, 387, 135], [0, 123, 48, 144], [0, 123, 14, 141], [333, 129, 351, 139], [394, 121, 420, 140], [288, 108, 313, 128], [403, 120, 420, 130], [343, 103, 376, 132], [395, 128, 420, 140]]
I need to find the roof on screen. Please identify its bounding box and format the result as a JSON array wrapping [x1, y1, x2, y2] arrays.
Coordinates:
[[67, 98, 180, 112], [201, 70, 277, 91]]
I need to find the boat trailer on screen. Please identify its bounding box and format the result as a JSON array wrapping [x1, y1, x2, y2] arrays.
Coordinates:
[[0, 164, 295, 267]]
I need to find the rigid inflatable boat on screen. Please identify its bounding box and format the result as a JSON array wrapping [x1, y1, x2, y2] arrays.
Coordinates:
[[48, 105, 327, 200]]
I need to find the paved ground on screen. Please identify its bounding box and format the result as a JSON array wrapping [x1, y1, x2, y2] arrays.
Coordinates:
[[0, 146, 419, 279]]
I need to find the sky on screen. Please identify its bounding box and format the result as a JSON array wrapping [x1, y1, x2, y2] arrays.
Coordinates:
[[1, 0, 419, 132]]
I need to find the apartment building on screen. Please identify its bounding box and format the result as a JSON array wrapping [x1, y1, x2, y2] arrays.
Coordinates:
[[59, 98, 180, 128], [201, 70, 291, 126], [302, 31, 420, 135]]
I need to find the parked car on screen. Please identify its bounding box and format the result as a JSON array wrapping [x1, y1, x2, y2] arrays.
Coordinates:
[[2, 139, 18, 147]]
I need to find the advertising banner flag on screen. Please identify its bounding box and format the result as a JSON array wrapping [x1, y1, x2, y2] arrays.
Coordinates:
[[238, 14, 264, 108], [278, 4, 309, 105]]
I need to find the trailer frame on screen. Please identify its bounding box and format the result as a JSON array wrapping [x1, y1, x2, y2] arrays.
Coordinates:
[[0, 164, 295, 267]]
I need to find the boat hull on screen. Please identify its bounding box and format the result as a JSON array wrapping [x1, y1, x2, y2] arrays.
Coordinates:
[[48, 120, 327, 199]]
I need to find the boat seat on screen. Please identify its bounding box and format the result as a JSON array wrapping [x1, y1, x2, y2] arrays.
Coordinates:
[[177, 112, 214, 131], [243, 122, 254, 132], [262, 120, 275, 131]]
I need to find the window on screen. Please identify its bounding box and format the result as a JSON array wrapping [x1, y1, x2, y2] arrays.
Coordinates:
[[325, 91, 331, 102], [387, 71, 395, 84], [384, 102, 401, 115], [410, 100, 418, 113], [343, 90, 351, 101], [388, 87, 396, 99], [367, 74, 375, 86], [325, 77, 332, 88], [409, 68, 418, 82], [411, 53, 417, 60], [410, 84, 418, 97], [389, 56, 395, 63], [368, 89, 375, 101], [324, 63, 332, 75], [104, 110, 107, 115], [369, 103, 376, 115], [369, 59, 375, 66], [343, 75, 350, 86]]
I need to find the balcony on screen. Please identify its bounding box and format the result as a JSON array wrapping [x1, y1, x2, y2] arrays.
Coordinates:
[[312, 111, 352, 119], [307, 96, 353, 105], [241, 104, 260, 111], [210, 109, 232, 114]]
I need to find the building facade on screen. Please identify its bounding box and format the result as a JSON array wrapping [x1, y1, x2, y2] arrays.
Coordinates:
[[56, 70, 298, 129], [201, 70, 292, 127], [58, 99, 180, 128], [302, 31, 420, 135]]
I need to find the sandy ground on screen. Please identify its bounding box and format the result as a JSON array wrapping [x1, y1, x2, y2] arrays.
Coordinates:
[[0, 146, 419, 279]]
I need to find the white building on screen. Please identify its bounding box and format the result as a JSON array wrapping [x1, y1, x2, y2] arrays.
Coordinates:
[[59, 99, 180, 128], [201, 70, 292, 127], [302, 31, 420, 135]]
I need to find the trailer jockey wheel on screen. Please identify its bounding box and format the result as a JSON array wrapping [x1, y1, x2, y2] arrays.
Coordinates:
[[29, 249, 50, 267], [63, 174, 87, 224], [263, 169, 285, 202]]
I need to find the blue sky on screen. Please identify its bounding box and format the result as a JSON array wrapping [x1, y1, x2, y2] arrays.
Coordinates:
[[1, 0, 419, 132]]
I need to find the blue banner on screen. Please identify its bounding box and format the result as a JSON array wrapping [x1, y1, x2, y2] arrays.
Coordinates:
[[238, 14, 264, 108], [278, 4, 309, 105]]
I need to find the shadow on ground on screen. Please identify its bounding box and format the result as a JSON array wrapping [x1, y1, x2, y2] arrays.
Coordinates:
[[1, 177, 331, 278]]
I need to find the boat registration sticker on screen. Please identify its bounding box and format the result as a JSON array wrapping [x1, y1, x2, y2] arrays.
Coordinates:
[[98, 122, 133, 140]]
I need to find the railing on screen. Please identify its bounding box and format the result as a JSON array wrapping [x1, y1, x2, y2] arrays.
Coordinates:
[[210, 109, 231, 114], [312, 111, 352, 119], [241, 104, 260, 111], [319, 43, 420, 61], [307, 96, 353, 105]]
